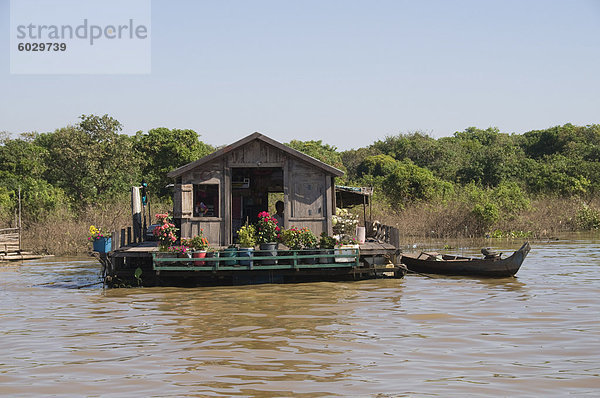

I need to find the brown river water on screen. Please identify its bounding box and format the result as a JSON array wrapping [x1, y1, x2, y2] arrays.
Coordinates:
[[2, 235, 599, 397]]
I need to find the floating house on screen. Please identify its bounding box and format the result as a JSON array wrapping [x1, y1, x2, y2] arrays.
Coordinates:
[[98, 133, 404, 287], [168, 132, 344, 246]]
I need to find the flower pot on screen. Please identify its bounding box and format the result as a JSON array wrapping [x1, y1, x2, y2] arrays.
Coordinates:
[[93, 237, 111, 253], [335, 244, 359, 263], [259, 242, 278, 265], [179, 251, 192, 266], [192, 250, 207, 266], [221, 247, 238, 266], [206, 250, 217, 261], [238, 247, 254, 268], [302, 248, 318, 264], [319, 249, 334, 264], [275, 249, 292, 265]]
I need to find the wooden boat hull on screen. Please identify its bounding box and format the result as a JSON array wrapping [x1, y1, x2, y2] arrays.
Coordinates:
[[401, 242, 530, 277]]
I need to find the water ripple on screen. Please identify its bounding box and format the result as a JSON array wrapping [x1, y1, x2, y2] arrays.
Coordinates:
[[1, 236, 600, 396]]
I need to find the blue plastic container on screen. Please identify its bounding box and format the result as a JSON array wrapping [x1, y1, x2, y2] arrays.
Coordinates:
[[93, 237, 112, 253], [238, 247, 254, 267]]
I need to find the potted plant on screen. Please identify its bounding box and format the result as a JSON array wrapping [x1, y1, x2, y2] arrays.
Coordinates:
[[319, 232, 337, 264], [281, 227, 302, 250], [221, 244, 238, 266], [205, 247, 218, 266], [256, 211, 281, 264], [300, 227, 318, 264], [237, 224, 256, 267], [88, 225, 111, 253], [152, 213, 179, 251], [332, 207, 359, 237], [183, 231, 209, 266], [168, 244, 190, 256], [335, 235, 359, 263], [280, 227, 303, 265], [167, 244, 191, 266]]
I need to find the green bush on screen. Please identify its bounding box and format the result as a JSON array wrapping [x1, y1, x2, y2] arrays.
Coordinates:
[[358, 155, 454, 208], [575, 204, 600, 230], [472, 202, 499, 227], [494, 181, 530, 215]]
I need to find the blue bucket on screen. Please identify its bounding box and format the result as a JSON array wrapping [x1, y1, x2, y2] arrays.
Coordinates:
[[93, 237, 112, 253]]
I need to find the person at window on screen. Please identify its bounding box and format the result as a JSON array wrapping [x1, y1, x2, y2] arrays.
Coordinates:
[[273, 200, 284, 227], [195, 201, 208, 217]]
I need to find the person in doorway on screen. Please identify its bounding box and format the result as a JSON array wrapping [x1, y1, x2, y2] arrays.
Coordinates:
[[273, 200, 284, 228]]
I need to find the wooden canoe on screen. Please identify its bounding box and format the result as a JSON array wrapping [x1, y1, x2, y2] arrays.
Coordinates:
[[401, 242, 530, 277]]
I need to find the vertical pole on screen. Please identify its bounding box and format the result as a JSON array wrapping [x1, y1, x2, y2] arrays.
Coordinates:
[[148, 195, 152, 240], [18, 186, 22, 252], [282, 159, 290, 232], [369, 192, 372, 222], [363, 194, 367, 229], [223, 159, 232, 246], [142, 204, 147, 242], [111, 231, 117, 252]]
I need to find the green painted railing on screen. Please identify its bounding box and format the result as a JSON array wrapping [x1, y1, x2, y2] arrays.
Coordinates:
[[152, 248, 360, 271]]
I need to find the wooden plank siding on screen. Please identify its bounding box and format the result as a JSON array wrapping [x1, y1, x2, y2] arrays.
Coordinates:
[[285, 158, 333, 236], [172, 134, 342, 247], [0, 228, 20, 253], [180, 218, 222, 245], [229, 139, 286, 165]]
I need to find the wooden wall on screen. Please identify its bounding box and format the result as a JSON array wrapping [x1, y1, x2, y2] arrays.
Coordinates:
[[286, 158, 332, 236], [174, 139, 336, 247], [228, 139, 286, 165], [174, 160, 225, 245]]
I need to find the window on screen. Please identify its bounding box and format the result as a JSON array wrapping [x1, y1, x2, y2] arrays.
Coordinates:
[[193, 184, 219, 217]]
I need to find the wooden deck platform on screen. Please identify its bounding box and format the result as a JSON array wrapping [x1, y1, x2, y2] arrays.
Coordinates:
[[0, 227, 49, 262], [0, 252, 50, 262], [100, 239, 404, 287]]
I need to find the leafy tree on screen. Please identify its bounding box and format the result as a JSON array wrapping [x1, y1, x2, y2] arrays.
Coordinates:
[[0, 134, 67, 222], [357, 154, 398, 178], [340, 146, 381, 182], [453, 127, 523, 187], [0, 134, 47, 179], [521, 124, 574, 159], [371, 132, 460, 181], [135, 128, 214, 198], [493, 181, 530, 215], [523, 154, 590, 196], [36, 114, 141, 204], [356, 155, 453, 208], [0, 185, 13, 223], [286, 140, 346, 177], [385, 159, 454, 207]]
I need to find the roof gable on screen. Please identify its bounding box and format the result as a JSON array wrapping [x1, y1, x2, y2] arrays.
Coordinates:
[[167, 132, 344, 178]]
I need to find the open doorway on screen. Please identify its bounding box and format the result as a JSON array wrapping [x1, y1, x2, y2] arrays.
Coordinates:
[[231, 167, 283, 241]]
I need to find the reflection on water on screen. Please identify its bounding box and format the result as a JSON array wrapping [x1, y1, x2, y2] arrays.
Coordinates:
[[2, 234, 600, 396]]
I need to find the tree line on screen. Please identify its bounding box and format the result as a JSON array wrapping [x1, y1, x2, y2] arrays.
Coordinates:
[[2, 115, 599, 233], [0, 114, 213, 224]]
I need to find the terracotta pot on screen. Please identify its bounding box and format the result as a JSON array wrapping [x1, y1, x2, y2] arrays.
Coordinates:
[[192, 250, 207, 266]]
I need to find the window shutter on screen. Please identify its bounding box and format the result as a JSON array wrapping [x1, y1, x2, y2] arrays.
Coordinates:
[[174, 184, 193, 218]]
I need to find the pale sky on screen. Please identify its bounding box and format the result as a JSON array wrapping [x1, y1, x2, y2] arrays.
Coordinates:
[[1, 0, 599, 150]]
